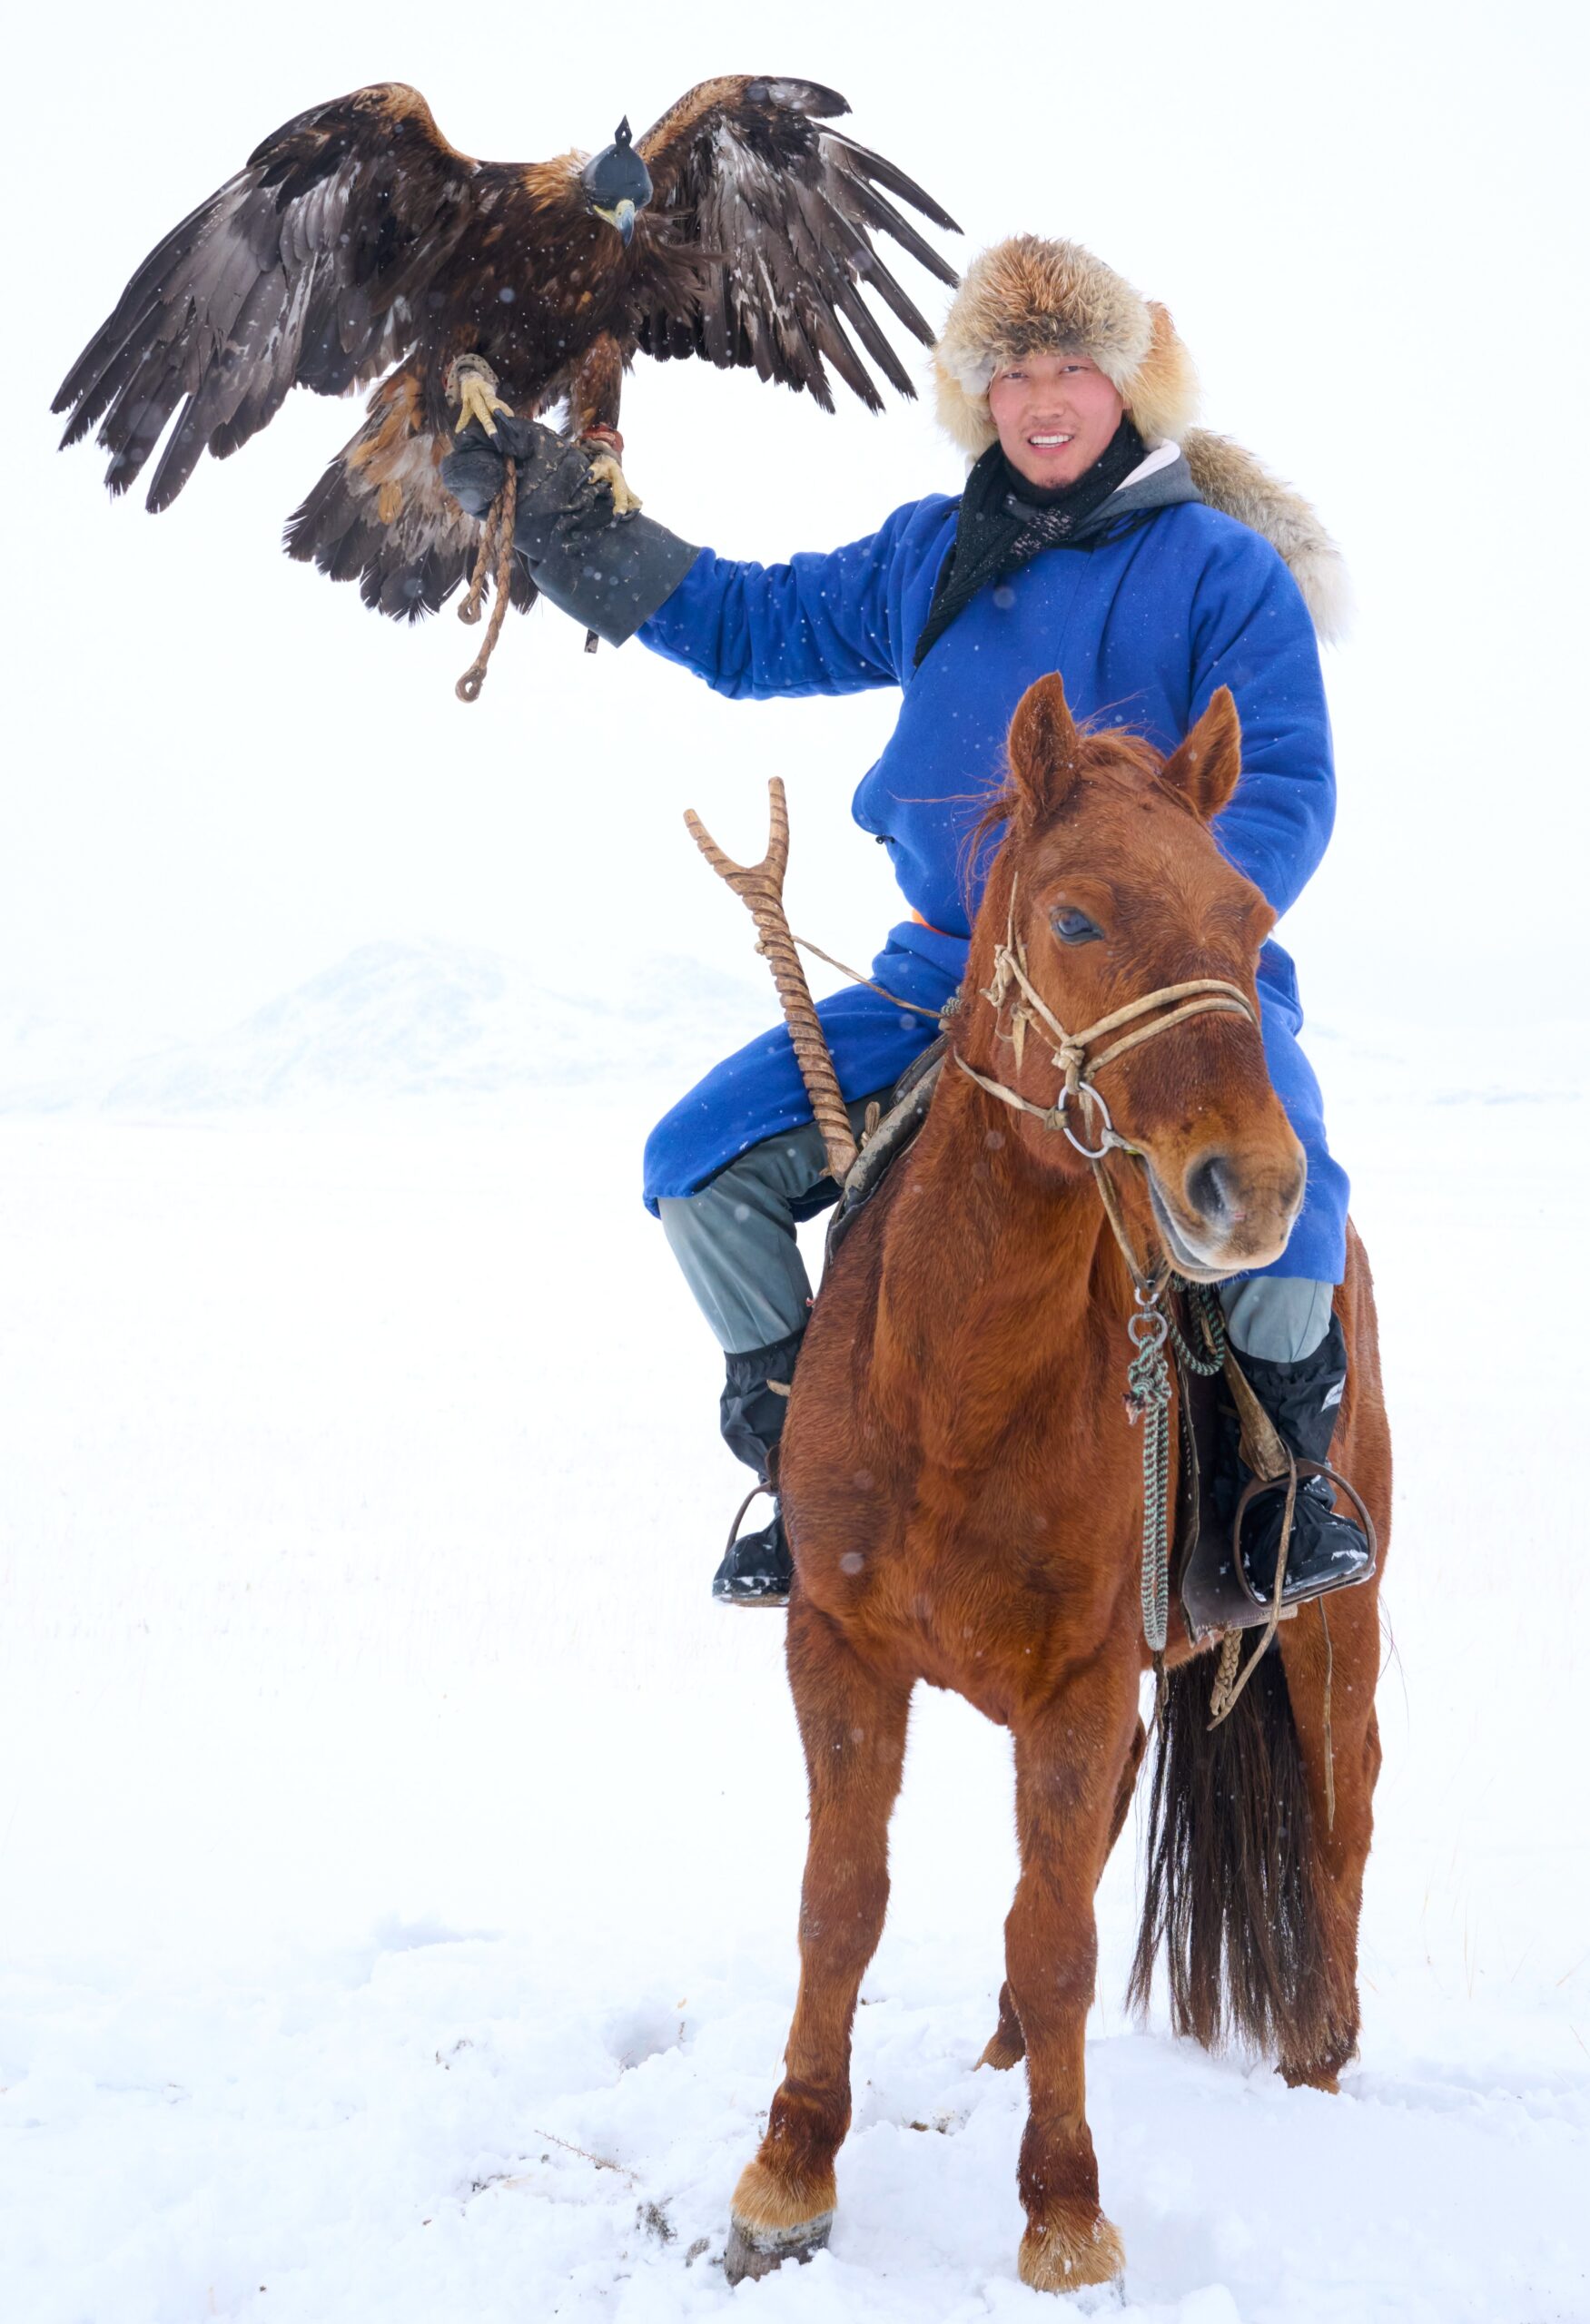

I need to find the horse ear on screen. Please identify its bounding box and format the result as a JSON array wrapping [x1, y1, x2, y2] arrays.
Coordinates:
[[1006, 673, 1081, 822], [1160, 687, 1243, 821]]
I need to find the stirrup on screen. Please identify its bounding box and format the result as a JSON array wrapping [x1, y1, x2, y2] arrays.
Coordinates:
[[1181, 1458, 1378, 1635], [712, 1482, 792, 1609], [722, 1480, 774, 1552], [1232, 1458, 1378, 1607]]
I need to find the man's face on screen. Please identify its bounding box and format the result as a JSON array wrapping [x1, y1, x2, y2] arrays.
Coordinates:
[[988, 351, 1127, 488]]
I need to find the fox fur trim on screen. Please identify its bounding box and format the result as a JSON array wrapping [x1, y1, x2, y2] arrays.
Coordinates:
[[1183, 431, 1353, 644], [933, 236, 1349, 642], [933, 235, 1200, 455]]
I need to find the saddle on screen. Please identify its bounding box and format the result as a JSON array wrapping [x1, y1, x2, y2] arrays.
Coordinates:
[[825, 1035, 948, 1260], [1173, 1349, 1264, 1637]]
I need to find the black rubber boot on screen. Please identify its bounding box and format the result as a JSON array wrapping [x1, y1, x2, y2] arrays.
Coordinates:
[[1221, 1314, 1374, 1606], [713, 1328, 804, 1608]]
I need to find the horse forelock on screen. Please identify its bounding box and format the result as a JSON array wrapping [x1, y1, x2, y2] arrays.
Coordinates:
[[973, 724, 1164, 853], [973, 733, 1268, 963]]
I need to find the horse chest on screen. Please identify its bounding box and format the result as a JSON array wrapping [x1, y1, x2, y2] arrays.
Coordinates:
[[795, 1444, 1140, 1712], [786, 1244, 1147, 1704]]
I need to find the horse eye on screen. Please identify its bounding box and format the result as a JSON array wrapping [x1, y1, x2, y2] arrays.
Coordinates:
[[1052, 905, 1102, 946]]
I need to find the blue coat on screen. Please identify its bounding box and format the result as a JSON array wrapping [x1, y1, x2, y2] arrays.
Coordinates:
[[638, 488, 1348, 1282]]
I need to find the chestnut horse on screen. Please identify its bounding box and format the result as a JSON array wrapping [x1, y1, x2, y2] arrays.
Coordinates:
[[724, 675, 1390, 2294]]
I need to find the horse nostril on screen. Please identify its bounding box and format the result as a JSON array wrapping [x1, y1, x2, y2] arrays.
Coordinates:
[[1186, 1152, 1245, 1227]]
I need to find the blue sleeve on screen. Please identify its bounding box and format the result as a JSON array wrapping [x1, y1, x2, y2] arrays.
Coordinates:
[[636, 505, 926, 702], [1190, 527, 1335, 921]]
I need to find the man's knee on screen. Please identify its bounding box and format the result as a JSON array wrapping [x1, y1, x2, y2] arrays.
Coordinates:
[[1220, 1275, 1336, 1364], [655, 1099, 885, 1355], [657, 1122, 840, 1354]]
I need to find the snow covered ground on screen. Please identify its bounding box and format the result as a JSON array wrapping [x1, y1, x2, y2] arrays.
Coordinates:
[[2, 994, 1586, 2324]]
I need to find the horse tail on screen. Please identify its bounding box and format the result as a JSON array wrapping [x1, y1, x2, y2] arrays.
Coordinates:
[[1127, 1648, 1339, 2064]]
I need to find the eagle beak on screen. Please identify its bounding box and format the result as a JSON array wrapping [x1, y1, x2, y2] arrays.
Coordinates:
[[596, 199, 637, 246]]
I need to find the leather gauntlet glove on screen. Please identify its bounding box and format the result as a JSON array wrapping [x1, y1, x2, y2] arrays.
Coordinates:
[[440, 418, 699, 646]]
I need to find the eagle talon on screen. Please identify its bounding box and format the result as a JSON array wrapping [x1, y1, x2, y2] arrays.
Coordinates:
[[454, 374, 512, 437], [585, 448, 642, 515], [449, 353, 512, 438]]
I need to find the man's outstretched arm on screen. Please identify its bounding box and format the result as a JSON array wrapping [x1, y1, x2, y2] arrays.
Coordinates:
[[442, 418, 907, 701]]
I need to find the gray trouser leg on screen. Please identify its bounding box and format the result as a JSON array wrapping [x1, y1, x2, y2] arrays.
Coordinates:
[[665, 1122, 1337, 1366], [657, 1098, 879, 1355], [1219, 1276, 1336, 1364]]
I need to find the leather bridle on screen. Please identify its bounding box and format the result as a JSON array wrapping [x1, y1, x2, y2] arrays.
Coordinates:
[[953, 891, 1258, 1179]]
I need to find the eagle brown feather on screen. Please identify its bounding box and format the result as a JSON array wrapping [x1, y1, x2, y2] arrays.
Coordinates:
[[54, 78, 960, 621]]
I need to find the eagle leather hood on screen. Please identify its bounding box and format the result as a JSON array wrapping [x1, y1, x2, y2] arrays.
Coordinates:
[[933, 235, 1350, 642]]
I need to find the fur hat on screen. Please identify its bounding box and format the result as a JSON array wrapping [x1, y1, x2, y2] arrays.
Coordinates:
[[933, 234, 1200, 456], [933, 235, 1349, 642]]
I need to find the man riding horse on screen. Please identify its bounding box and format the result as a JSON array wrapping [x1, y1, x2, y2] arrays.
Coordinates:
[[447, 232, 1373, 1615]]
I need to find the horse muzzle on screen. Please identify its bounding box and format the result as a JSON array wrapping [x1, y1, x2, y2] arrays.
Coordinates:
[[1147, 1142, 1306, 1281]]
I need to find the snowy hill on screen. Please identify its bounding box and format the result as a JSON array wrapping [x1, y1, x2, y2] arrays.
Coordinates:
[[0, 940, 768, 1117], [0, 995, 156, 1099]]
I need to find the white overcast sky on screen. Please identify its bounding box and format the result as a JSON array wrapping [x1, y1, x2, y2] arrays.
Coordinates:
[[4, 0, 1584, 1053]]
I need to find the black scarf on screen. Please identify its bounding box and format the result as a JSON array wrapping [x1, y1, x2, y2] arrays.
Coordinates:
[[913, 415, 1147, 668]]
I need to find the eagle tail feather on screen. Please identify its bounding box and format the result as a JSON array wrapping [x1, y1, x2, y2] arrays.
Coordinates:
[[283, 391, 534, 625]]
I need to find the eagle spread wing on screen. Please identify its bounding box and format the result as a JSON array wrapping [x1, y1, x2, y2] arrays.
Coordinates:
[[54, 85, 479, 513], [54, 78, 959, 625], [635, 78, 960, 409]]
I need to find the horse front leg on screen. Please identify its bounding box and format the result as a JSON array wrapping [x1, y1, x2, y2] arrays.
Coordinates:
[[724, 1590, 912, 2284], [1005, 1659, 1140, 2296], [979, 1713, 1145, 2075]]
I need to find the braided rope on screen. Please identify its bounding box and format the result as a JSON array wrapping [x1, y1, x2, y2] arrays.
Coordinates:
[[455, 458, 518, 704], [1126, 1300, 1173, 1655], [685, 781, 858, 1183], [1167, 1280, 1228, 1376], [1209, 1627, 1242, 1717], [458, 495, 498, 629]]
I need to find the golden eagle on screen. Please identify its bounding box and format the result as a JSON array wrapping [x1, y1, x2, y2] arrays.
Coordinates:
[[54, 78, 959, 622]]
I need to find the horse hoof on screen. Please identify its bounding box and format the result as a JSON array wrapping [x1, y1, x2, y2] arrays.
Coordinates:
[[723, 2210, 835, 2283], [1017, 2211, 1126, 2298], [1019, 2268, 1125, 2311]]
